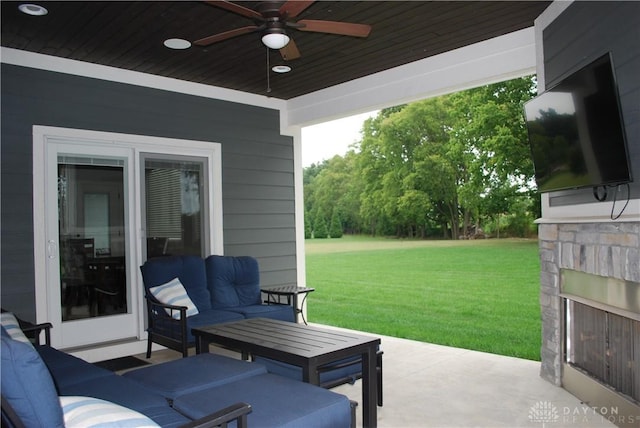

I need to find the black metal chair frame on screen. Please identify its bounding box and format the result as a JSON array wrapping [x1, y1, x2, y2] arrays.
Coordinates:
[[144, 294, 191, 358], [1, 308, 52, 346]]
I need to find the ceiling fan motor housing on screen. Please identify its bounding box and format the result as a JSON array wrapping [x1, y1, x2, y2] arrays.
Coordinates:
[[258, 2, 286, 18]]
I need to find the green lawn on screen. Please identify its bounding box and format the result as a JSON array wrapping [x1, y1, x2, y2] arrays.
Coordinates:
[[305, 236, 541, 361]]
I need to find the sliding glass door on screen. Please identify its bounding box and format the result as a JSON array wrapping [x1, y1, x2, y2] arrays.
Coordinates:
[[34, 127, 222, 350]]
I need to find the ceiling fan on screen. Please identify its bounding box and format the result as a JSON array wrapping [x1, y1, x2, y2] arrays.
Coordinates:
[[193, 0, 372, 60]]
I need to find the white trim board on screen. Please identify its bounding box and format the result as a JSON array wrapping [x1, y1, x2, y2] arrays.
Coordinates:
[[283, 27, 538, 129]]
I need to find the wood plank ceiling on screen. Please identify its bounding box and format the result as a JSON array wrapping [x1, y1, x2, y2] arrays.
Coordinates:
[[1, 1, 551, 100]]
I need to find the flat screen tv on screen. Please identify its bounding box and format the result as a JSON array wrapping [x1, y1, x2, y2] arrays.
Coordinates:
[[524, 53, 632, 193]]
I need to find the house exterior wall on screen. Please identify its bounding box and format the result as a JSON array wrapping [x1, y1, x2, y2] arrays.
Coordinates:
[[1, 64, 297, 321], [536, 0, 640, 400]]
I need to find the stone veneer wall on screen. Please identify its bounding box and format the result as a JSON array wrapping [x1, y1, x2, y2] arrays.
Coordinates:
[[538, 221, 640, 385]]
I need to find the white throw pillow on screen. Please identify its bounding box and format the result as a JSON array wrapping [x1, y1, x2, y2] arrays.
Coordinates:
[[0, 312, 32, 346], [148, 278, 199, 319], [60, 396, 160, 427]]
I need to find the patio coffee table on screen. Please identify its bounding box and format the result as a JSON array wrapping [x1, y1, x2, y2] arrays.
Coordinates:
[[192, 318, 381, 428]]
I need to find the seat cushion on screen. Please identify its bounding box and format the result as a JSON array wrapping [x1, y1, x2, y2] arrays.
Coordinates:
[[58, 376, 175, 419], [205, 255, 261, 309], [146, 308, 244, 344], [254, 355, 361, 386], [37, 345, 114, 389], [60, 397, 188, 428], [123, 353, 267, 400], [173, 373, 351, 428], [134, 405, 191, 428], [35, 344, 189, 428], [184, 310, 245, 342], [141, 255, 212, 311], [0, 336, 65, 428], [225, 304, 294, 322]]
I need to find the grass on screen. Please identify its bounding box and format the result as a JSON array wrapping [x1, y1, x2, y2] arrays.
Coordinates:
[[305, 236, 541, 361]]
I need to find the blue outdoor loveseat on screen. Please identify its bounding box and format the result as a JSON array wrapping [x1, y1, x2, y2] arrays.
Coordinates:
[[140, 255, 294, 358], [141, 254, 384, 406]]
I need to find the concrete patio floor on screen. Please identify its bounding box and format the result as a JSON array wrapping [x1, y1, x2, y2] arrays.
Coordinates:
[[139, 324, 617, 428], [328, 331, 616, 428]]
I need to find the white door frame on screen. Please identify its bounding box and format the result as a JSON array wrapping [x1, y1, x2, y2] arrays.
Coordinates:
[[33, 125, 223, 351]]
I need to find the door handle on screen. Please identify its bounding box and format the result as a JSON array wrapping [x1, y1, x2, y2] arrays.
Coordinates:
[[47, 240, 57, 259]]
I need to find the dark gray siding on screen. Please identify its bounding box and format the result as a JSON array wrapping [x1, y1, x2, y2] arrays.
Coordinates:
[[543, 1, 640, 205], [1, 64, 297, 320]]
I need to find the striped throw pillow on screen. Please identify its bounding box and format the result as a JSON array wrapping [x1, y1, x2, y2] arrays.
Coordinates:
[[0, 312, 32, 346], [148, 278, 199, 319], [60, 396, 160, 428]]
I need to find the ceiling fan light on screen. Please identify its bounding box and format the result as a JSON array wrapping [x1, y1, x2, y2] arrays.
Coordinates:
[[164, 38, 191, 50], [262, 33, 290, 50], [272, 65, 292, 73], [18, 3, 48, 16]]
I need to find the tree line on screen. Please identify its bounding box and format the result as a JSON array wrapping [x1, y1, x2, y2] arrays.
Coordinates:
[[304, 77, 541, 240]]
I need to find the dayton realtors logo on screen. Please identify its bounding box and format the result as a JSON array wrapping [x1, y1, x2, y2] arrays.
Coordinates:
[[529, 401, 638, 426], [528, 401, 560, 425]]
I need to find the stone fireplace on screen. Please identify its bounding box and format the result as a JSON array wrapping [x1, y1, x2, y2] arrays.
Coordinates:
[[538, 221, 639, 426]]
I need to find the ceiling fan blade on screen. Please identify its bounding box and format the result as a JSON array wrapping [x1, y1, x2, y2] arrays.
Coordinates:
[[280, 39, 301, 61], [203, 1, 263, 20], [279, 0, 315, 18], [193, 26, 259, 46], [296, 20, 372, 37]]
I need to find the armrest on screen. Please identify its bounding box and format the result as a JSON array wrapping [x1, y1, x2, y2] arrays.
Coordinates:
[[143, 294, 190, 357], [144, 294, 188, 321], [178, 402, 252, 428], [19, 322, 52, 346], [1, 308, 52, 346]]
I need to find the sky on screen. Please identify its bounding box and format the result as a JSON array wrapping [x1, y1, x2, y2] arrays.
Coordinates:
[[301, 111, 378, 167]]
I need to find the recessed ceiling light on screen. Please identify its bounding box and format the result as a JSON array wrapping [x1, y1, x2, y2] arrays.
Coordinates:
[[272, 65, 292, 73], [164, 38, 191, 50], [18, 3, 48, 16]]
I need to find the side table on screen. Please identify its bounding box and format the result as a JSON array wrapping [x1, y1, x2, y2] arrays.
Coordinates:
[[262, 285, 315, 324]]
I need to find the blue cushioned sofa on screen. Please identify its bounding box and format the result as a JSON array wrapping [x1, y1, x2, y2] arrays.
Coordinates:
[[1, 314, 353, 428], [140, 255, 294, 358]]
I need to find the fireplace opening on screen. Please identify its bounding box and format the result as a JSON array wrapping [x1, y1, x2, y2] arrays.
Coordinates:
[[560, 269, 640, 425], [565, 299, 639, 403]]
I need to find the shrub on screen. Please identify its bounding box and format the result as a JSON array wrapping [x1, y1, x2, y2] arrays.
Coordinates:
[[329, 209, 343, 238], [313, 210, 329, 238]]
